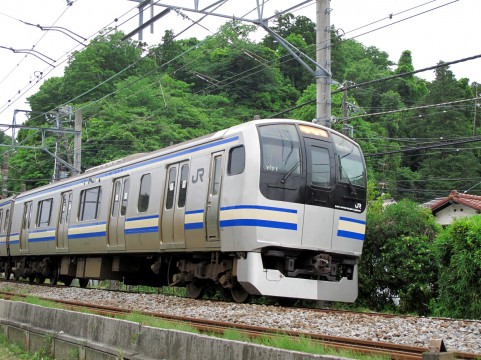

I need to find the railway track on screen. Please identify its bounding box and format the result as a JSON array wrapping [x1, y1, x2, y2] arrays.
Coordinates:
[[0, 288, 478, 360]]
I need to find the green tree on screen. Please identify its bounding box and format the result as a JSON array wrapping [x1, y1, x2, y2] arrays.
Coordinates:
[[358, 199, 440, 314], [398, 64, 480, 200], [393, 50, 428, 106], [434, 216, 481, 318], [63, 30, 152, 102]]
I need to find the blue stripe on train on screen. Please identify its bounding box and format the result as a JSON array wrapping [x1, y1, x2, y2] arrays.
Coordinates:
[[336, 229, 365, 241], [68, 231, 107, 239], [124, 226, 158, 234], [220, 219, 297, 231]]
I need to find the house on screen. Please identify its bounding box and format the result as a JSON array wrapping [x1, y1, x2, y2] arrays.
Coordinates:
[[428, 190, 481, 225]]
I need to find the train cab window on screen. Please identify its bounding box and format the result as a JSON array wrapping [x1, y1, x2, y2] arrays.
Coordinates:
[[258, 124, 301, 175], [3, 209, 9, 232], [178, 164, 189, 208], [310, 147, 331, 188], [228, 146, 245, 175], [332, 133, 366, 188], [138, 174, 151, 213], [79, 186, 101, 221], [36, 199, 53, 227], [166, 168, 177, 210]]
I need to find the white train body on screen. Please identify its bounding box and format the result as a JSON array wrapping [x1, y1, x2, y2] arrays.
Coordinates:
[[0, 119, 366, 302]]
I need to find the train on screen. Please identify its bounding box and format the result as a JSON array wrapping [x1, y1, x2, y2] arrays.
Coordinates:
[[0, 119, 367, 303]]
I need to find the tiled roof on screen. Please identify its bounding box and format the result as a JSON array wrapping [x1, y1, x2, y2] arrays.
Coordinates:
[[429, 190, 481, 212]]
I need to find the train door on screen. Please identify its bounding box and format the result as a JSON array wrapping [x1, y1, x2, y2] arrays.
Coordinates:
[[302, 139, 335, 249], [108, 177, 129, 249], [206, 152, 224, 241], [161, 162, 189, 246], [19, 202, 32, 252], [56, 191, 72, 251]]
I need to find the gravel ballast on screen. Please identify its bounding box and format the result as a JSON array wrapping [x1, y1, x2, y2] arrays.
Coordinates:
[[1, 283, 480, 354]]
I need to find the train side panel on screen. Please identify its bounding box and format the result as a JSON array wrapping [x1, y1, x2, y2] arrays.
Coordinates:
[[0, 199, 14, 257]]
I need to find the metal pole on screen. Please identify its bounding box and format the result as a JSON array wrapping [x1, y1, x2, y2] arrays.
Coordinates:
[[316, 0, 331, 127], [73, 110, 82, 176], [342, 84, 348, 135], [2, 153, 8, 198], [474, 83, 478, 136], [52, 112, 60, 182]]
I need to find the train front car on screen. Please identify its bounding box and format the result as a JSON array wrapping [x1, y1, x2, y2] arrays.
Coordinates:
[[231, 120, 367, 302]]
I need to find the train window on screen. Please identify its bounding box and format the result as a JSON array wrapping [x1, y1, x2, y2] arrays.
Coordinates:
[[310, 147, 331, 188], [36, 199, 53, 227], [111, 182, 121, 217], [22, 202, 32, 230], [178, 164, 189, 208], [258, 124, 301, 175], [228, 146, 245, 175], [121, 179, 130, 216], [166, 167, 177, 210], [3, 209, 9, 232], [332, 133, 366, 188], [212, 156, 222, 196], [60, 193, 72, 224], [79, 186, 101, 221], [138, 174, 151, 213]]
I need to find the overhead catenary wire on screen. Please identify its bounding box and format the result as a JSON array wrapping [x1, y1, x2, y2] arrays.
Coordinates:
[[269, 53, 481, 119]]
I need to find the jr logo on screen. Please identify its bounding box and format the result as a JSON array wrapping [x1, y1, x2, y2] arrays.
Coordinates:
[[192, 168, 204, 183]]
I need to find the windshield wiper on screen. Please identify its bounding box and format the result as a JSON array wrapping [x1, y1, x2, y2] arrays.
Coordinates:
[[339, 158, 357, 196], [281, 160, 300, 184]]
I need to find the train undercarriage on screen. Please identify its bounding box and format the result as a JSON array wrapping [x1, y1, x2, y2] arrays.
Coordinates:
[[0, 249, 356, 303]]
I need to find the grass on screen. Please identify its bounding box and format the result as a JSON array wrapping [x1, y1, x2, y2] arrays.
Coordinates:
[[0, 332, 53, 360], [2, 294, 389, 360]]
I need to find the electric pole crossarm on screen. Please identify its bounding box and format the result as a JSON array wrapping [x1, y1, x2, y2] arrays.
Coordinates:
[[258, 24, 331, 78], [0, 124, 80, 135], [264, 0, 314, 21], [42, 148, 80, 174], [122, 8, 171, 40]]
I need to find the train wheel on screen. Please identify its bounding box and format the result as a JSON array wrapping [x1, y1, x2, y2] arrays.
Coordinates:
[[78, 278, 89, 288], [187, 279, 205, 299], [49, 270, 59, 285], [230, 281, 250, 303], [277, 297, 297, 307], [4, 266, 12, 280], [61, 277, 73, 286]]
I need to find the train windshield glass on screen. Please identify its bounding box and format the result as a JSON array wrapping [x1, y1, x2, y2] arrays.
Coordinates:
[[332, 133, 366, 188], [258, 124, 301, 175]]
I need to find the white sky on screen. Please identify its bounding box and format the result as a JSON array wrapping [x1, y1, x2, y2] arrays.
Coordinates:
[[0, 0, 479, 128]]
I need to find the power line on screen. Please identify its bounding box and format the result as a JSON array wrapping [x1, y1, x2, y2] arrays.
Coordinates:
[[269, 54, 481, 118], [366, 136, 481, 157]]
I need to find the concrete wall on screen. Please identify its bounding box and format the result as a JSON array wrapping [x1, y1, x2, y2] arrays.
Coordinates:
[[0, 299, 344, 360]]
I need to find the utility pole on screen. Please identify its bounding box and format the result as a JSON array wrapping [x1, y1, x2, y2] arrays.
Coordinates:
[[316, 0, 332, 127], [342, 84, 348, 135], [341, 81, 354, 137], [52, 112, 61, 182], [73, 109, 82, 176], [2, 153, 8, 198], [474, 83, 478, 136]]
